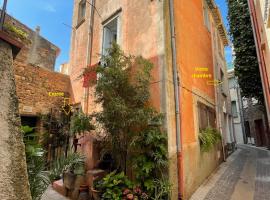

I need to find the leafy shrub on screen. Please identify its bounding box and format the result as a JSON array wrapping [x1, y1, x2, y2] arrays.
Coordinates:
[[70, 111, 94, 135], [199, 127, 221, 152], [95, 171, 133, 200], [131, 126, 168, 192]]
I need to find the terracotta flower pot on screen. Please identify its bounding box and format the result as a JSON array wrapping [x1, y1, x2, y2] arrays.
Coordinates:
[[63, 171, 76, 190], [90, 187, 101, 200]]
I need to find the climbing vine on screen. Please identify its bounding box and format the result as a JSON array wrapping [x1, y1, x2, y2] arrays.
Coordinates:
[[227, 0, 264, 102]]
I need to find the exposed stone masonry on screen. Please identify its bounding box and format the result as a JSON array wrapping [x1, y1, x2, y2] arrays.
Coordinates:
[[0, 40, 32, 200]]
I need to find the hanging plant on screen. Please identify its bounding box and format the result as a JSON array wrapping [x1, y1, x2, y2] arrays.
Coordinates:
[[199, 127, 221, 152]]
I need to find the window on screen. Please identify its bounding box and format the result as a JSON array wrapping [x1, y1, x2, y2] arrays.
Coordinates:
[[228, 77, 236, 89], [220, 69, 226, 96], [217, 34, 222, 55], [231, 101, 238, 118], [78, 0, 86, 25], [198, 102, 216, 131], [102, 17, 119, 56], [203, 0, 210, 31]]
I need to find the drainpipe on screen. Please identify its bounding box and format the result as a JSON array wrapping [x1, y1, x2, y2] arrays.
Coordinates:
[[84, 0, 95, 114], [168, 0, 182, 199]]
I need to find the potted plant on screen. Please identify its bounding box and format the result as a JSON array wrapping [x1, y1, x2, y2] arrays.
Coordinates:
[[63, 155, 86, 190], [91, 183, 102, 200]]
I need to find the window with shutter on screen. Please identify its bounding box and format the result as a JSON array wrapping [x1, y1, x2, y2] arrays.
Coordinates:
[[198, 102, 216, 131]]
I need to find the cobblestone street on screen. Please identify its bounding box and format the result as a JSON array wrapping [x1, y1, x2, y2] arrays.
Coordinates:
[[190, 145, 270, 200]]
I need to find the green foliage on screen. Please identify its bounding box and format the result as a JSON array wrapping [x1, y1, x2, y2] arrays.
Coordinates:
[[94, 43, 169, 196], [22, 126, 49, 200], [96, 171, 133, 200], [49, 153, 85, 181], [199, 127, 221, 152], [151, 178, 171, 200], [3, 23, 28, 40], [70, 110, 94, 135], [227, 0, 264, 102], [95, 44, 160, 168], [131, 126, 168, 192]]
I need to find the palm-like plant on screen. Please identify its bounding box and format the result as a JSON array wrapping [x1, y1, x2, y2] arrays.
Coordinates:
[[49, 153, 85, 182], [22, 126, 50, 200]]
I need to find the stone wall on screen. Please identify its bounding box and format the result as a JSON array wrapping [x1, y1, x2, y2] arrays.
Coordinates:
[[0, 39, 32, 200], [1, 12, 72, 116], [3, 12, 59, 71], [15, 63, 71, 116]]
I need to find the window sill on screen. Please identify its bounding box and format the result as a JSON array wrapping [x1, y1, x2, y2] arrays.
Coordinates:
[[76, 19, 85, 29]]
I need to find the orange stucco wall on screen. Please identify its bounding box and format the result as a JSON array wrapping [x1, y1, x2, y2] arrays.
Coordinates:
[[175, 0, 215, 143], [69, 0, 226, 199], [174, 0, 221, 198]]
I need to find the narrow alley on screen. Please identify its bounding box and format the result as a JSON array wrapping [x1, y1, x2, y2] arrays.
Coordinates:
[[190, 145, 270, 200]]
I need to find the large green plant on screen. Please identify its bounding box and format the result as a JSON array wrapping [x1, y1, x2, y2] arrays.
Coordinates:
[[227, 0, 263, 102], [22, 126, 50, 200], [131, 125, 168, 192], [95, 43, 166, 170], [93, 44, 169, 196]]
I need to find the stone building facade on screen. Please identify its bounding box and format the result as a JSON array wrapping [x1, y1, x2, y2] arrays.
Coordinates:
[[243, 98, 268, 146], [68, 0, 231, 199], [0, 29, 32, 200], [3, 13, 71, 126], [228, 69, 245, 144]]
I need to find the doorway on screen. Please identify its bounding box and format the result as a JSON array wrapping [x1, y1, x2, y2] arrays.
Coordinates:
[[254, 119, 265, 147]]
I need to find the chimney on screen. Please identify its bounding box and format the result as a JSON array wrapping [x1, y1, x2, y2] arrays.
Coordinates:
[[35, 26, 40, 35]]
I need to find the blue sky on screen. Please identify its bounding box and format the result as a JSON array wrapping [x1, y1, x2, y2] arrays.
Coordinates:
[[215, 0, 234, 66], [2, 0, 232, 71]]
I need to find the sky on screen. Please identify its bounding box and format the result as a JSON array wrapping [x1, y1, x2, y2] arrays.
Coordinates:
[[2, 0, 233, 71]]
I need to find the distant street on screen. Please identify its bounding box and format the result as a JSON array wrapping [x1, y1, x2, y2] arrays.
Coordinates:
[[190, 145, 270, 200]]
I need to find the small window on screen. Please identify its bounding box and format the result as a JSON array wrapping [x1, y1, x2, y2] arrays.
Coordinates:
[[78, 0, 86, 25], [203, 0, 210, 31], [217, 34, 222, 54], [220, 70, 226, 96], [102, 17, 119, 56], [228, 77, 236, 89], [198, 102, 216, 131], [231, 101, 238, 118]]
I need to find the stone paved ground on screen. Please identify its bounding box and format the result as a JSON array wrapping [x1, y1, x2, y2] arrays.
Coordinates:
[[41, 185, 69, 200], [190, 144, 270, 200]]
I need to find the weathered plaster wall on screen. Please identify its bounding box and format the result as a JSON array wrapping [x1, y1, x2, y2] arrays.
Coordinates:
[[69, 0, 165, 111], [0, 40, 32, 200], [174, 0, 223, 198], [69, 0, 179, 198]]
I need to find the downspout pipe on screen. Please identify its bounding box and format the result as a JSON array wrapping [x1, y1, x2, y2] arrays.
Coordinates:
[[84, 0, 95, 114], [168, 0, 182, 199]]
